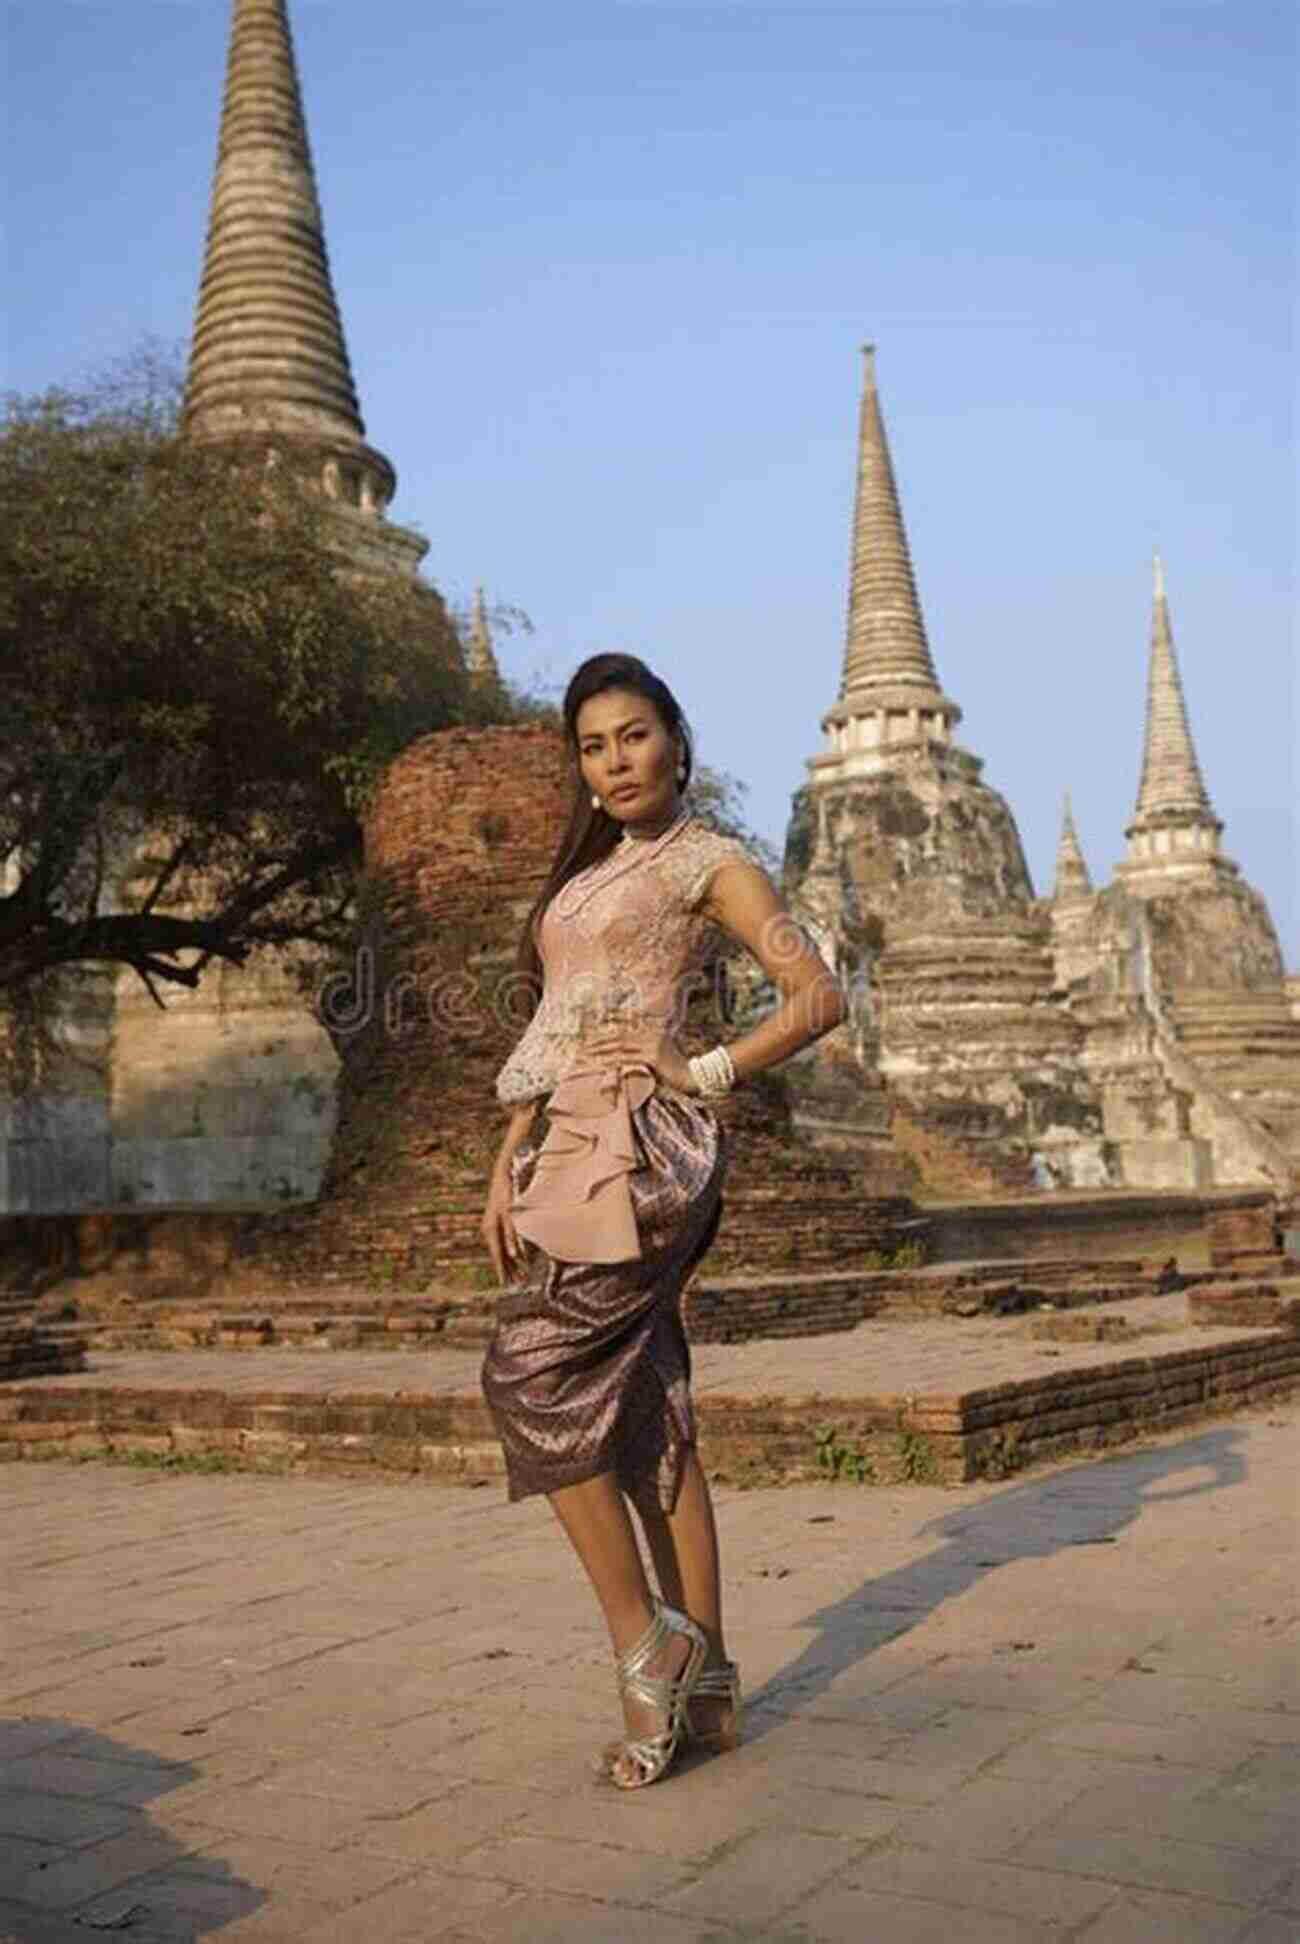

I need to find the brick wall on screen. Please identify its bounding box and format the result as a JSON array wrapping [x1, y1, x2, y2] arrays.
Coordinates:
[[237, 724, 573, 1286]]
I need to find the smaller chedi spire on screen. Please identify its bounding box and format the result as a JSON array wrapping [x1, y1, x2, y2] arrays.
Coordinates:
[[465, 587, 501, 683], [1053, 793, 1093, 902], [1122, 553, 1223, 876]]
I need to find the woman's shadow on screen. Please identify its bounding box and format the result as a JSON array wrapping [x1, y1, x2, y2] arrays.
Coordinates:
[[742, 1425, 1249, 1736]]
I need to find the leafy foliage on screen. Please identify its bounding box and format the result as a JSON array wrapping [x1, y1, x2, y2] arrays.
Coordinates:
[[0, 360, 508, 1044], [686, 766, 781, 877]]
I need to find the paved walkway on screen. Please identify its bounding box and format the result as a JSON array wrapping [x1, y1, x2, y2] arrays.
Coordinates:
[[2, 1404, 1296, 1942], [14, 1290, 1262, 1405]]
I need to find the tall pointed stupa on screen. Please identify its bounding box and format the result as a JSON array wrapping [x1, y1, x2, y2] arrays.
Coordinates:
[[793, 345, 1032, 914], [1116, 555, 1225, 885], [782, 349, 1105, 1187], [827, 338, 959, 730], [818, 346, 962, 768], [183, 0, 426, 575]]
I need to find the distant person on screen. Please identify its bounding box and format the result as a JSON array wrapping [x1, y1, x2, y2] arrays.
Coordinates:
[[480, 653, 844, 1789]]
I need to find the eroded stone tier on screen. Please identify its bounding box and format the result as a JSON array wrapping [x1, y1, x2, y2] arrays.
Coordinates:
[[787, 763, 1035, 945], [782, 772, 1109, 1187], [873, 915, 1104, 1175]]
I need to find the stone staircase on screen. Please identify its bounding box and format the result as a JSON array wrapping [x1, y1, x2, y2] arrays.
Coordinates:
[[1171, 987, 1300, 1165], [39, 1251, 1232, 1355]]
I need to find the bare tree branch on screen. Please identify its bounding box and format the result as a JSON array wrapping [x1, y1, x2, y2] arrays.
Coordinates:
[[139, 832, 195, 917]]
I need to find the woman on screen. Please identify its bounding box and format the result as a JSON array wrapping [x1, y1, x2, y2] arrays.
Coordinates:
[[480, 653, 845, 1790]]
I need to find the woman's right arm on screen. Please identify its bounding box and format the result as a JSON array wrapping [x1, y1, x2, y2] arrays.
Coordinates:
[[481, 1102, 536, 1286]]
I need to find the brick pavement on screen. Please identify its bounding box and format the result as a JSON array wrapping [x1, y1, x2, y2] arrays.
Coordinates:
[[1, 1404, 1296, 1941]]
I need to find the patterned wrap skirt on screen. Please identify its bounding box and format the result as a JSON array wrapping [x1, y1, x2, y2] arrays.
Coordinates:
[[480, 1087, 727, 1514]]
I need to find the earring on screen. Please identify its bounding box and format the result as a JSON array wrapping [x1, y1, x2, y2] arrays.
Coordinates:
[[591, 794, 601, 809]]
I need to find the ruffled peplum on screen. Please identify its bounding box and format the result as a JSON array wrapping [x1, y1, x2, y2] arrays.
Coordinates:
[[510, 1063, 656, 1263]]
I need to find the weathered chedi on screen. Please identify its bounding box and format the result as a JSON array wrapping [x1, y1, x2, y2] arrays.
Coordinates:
[[0, 0, 444, 1213], [1055, 560, 1300, 1186], [1111, 555, 1286, 992], [785, 348, 1107, 1190]]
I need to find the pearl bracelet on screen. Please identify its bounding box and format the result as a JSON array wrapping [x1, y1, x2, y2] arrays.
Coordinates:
[[688, 1044, 737, 1098]]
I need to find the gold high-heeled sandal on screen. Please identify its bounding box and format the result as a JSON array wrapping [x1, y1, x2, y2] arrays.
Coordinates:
[[605, 1599, 706, 1791], [686, 1660, 743, 1753]]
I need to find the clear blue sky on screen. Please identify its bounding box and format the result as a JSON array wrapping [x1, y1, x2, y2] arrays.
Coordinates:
[[5, 1, 1296, 963]]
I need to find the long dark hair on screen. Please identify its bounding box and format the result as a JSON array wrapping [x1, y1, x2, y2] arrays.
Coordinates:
[[515, 654, 694, 1010]]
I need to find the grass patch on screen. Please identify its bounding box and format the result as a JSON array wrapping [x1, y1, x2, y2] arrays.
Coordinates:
[[814, 1425, 877, 1484], [897, 1429, 939, 1484]]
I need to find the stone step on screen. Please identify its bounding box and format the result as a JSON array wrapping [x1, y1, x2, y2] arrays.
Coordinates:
[[0, 1335, 88, 1380], [67, 1259, 1173, 1354], [4, 1325, 1297, 1486], [0, 1324, 88, 1358], [80, 1306, 493, 1353], [686, 1267, 1161, 1342]]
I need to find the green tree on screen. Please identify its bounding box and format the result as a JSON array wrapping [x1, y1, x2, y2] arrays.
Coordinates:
[[684, 765, 781, 877], [0, 366, 504, 1030]]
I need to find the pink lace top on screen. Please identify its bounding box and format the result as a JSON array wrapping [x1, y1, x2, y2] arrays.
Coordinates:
[[495, 812, 755, 1108], [494, 813, 757, 1266]]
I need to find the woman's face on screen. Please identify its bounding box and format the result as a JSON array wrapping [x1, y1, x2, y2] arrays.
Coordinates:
[[574, 687, 683, 830]]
